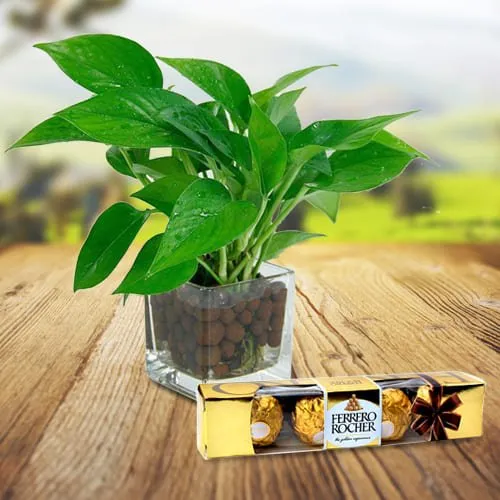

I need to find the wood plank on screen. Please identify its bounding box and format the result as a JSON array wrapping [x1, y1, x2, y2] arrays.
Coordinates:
[[0, 244, 499, 500], [0, 245, 123, 492]]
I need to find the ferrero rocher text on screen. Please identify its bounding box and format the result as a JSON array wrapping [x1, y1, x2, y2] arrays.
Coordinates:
[[331, 411, 377, 434]]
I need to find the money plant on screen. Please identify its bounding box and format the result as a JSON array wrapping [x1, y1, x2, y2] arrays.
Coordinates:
[[10, 34, 426, 295]]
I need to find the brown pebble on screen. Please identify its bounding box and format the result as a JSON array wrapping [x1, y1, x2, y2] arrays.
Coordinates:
[[270, 315, 284, 331], [197, 308, 220, 322], [173, 322, 184, 340], [257, 332, 268, 346], [233, 300, 246, 314], [229, 352, 242, 370], [262, 287, 273, 298], [184, 334, 197, 353], [257, 300, 272, 322], [225, 322, 245, 342], [271, 281, 286, 292], [192, 321, 203, 337], [268, 330, 282, 347], [186, 353, 197, 371], [247, 299, 260, 311], [271, 301, 285, 315], [196, 320, 225, 345], [187, 295, 200, 308], [220, 339, 236, 360], [173, 299, 184, 313], [181, 315, 194, 333], [171, 348, 183, 365], [272, 288, 287, 303], [183, 301, 194, 315], [219, 308, 236, 324], [195, 346, 221, 366], [250, 320, 268, 337], [166, 331, 175, 347], [238, 309, 253, 325], [177, 340, 187, 354], [164, 304, 175, 320], [193, 364, 209, 378], [213, 363, 230, 378]]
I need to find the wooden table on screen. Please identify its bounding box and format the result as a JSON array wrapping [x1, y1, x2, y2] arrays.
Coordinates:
[[1, 244, 499, 500]]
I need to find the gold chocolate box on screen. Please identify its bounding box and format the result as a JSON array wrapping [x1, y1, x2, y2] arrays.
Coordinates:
[[197, 371, 485, 459]]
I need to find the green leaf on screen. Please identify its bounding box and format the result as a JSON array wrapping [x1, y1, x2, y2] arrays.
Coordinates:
[[372, 130, 429, 159], [290, 111, 417, 151], [306, 191, 341, 223], [199, 101, 230, 129], [315, 142, 420, 192], [289, 145, 328, 170], [158, 57, 251, 123], [132, 171, 198, 215], [264, 231, 324, 260], [253, 64, 336, 108], [159, 106, 221, 158], [285, 151, 331, 199], [267, 88, 305, 125], [248, 100, 287, 193], [35, 34, 163, 93], [115, 235, 197, 295], [74, 203, 150, 290], [204, 130, 251, 170], [278, 106, 302, 141], [106, 147, 135, 178], [56, 88, 202, 150], [150, 179, 258, 272], [8, 116, 93, 150], [132, 156, 185, 179]]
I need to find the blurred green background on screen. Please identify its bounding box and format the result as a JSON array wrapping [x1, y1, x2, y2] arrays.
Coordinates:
[[1, 0, 499, 246]]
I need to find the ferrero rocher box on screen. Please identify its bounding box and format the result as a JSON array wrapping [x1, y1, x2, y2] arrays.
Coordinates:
[[197, 372, 485, 459]]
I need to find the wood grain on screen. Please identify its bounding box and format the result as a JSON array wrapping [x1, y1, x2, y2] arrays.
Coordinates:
[[0, 243, 499, 500]]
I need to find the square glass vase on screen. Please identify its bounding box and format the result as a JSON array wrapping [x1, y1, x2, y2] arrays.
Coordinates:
[[145, 262, 294, 399]]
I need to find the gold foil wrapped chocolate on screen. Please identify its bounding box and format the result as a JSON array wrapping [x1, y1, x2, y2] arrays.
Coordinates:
[[251, 395, 283, 446], [381, 388, 412, 441], [292, 396, 324, 446]]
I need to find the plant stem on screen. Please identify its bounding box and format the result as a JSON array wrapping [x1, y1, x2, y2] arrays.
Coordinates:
[[227, 186, 309, 282], [252, 238, 271, 279], [197, 257, 225, 286], [250, 159, 306, 246], [218, 247, 228, 281], [120, 148, 150, 186], [252, 186, 308, 251], [236, 196, 267, 254], [227, 252, 251, 283], [179, 151, 197, 176]]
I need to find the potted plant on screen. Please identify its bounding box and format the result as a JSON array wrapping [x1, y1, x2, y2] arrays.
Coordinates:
[[9, 34, 426, 398]]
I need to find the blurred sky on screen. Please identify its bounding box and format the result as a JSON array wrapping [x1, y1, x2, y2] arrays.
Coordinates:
[[1, 0, 499, 107], [1, 0, 499, 171]]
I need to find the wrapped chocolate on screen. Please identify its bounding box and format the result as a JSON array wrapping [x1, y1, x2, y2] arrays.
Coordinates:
[[251, 395, 283, 446], [292, 397, 324, 445], [381, 389, 412, 441], [197, 371, 485, 459]]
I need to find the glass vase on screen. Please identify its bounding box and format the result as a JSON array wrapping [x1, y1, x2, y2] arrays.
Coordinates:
[[145, 262, 294, 399]]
